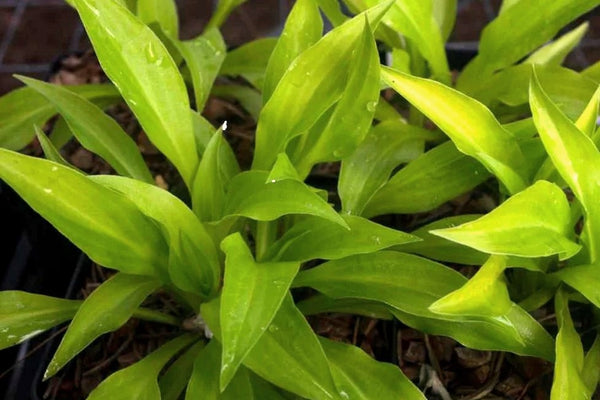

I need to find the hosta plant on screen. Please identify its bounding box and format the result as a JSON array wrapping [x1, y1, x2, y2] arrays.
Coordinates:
[[1, 0, 600, 398]]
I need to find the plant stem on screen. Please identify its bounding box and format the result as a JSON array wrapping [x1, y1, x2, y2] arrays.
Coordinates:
[[133, 308, 181, 327], [256, 220, 276, 261]]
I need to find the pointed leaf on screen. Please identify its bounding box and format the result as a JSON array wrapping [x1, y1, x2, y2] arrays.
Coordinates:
[[186, 341, 254, 400], [382, 66, 527, 194], [91, 175, 220, 296], [88, 334, 196, 400], [263, 0, 323, 102], [18, 76, 153, 183], [34, 125, 70, 167], [431, 180, 581, 260], [0, 292, 80, 350], [0, 84, 119, 151], [0, 150, 169, 278], [320, 337, 425, 400], [220, 38, 277, 90], [583, 335, 600, 394], [73, 0, 198, 185], [159, 341, 206, 400], [222, 171, 348, 228], [137, 0, 179, 36], [554, 264, 600, 308], [525, 22, 589, 66], [433, 0, 456, 42], [363, 141, 490, 217], [207, 0, 247, 29], [266, 153, 301, 183], [265, 215, 419, 262], [46, 273, 162, 378], [219, 233, 300, 390]]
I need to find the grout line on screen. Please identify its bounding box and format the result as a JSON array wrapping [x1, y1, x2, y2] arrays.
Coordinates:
[[0, 0, 28, 65]]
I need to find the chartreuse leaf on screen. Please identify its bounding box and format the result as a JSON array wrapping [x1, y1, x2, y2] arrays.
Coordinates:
[[192, 130, 240, 221], [554, 264, 600, 308], [136, 0, 179, 37], [252, 1, 393, 170], [430, 255, 512, 317], [431, 181, 581, 260], [0, 150, 169, 278], [363, 0, 450, 83], [525, 22, 589, 66], [207, 0, 247, 29], [18, 76, 153, 183], [220, 38, 277, 90], [0, 84, 119, 151], [338, 120, 437, 215], [293, 252, 555, 360], [90, 175, 220, 296], [363, 141, 490, 217], [45, 273, 162, 379], [583, 335, 600, 394], [320, 337, 425, 400], [159, 341, 206, 400], [219, 233, 300, 390], [88, 334, 197, 400], [265, 215, 419, 262], [432, 0, 456, 42], [266, 153, 300, 183], [530, 70, 600, 262], [248, 374, 292, 399], [0, 292, 80, 350], [34, 125, 70, 167], [551, 288, 590, 400], [297, 294, 394, 320], [73, 0, 199, 186], [211, 85, 262, 121], [263, 0, 322, 103], [175, 28, 226, 111], [49, 116, 74, 150], [293, 17, 380, 176], [382, 67, 527, 194], [458, 0, 598, 92], [222, 171, 348, 228], [202, 295, 340, 399], [186, 341, 254, 399]]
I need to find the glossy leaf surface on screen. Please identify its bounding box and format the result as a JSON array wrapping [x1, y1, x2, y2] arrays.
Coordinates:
[[74, 0, 198, 185], [382, 66, 527, 194], [137, 0, 178, 36], [525, 22, 588, 66], [431, 180, 581, 260], [265, 215, 418, 262], [0, 292, 80, 350], [219, 233, 300, 389], [34, 125, 70, 167], [46, 273, 161, 378], [554, 264, 600, 308], [0, 151, 169, 279]]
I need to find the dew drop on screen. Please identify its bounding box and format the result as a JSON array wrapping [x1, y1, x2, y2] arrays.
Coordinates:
[[51, 166, 58, 172], [221, 121, 228, 131], [268, 324, 279, 333], [366, 101, 378, 112], [333, 149, 343, 158], [43, 188, 52, 194], [340, 390, 350, 399], [270, 179, 277, 183]]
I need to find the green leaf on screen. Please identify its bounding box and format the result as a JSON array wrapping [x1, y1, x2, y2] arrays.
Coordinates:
[[192, 130, 240, 221], [0, 150, 169, 279], [263, 0, 323, 103], [73, 0, 198, 186], [293, 251, 555, 360], [90, 175, 220, 296], [364, 0, 450, 83], [219, 233, 300, 390], [429, 255, 512, 317], [530, 69, 600, 262], [293, 17, 380, 176], [18, 76, 153, 183], [45, 273, 161, 379], [222, 171, 348, 228], [201, 295, 340, 400], [320, 337, 425, 400], [525, 22, 588, 66], [249, 374, 293, 399], [297, 294, 394, 320], [159, 341, 206, 400], [554, 264, 600, 308], [207, 0, 247, 29], [266, 153, 301, 183], [458, 0, 599, 92], [175, 28, 226, 111], [252, 1, 393, 170], [88, 334, 197, 400], [431, 180, 581, 260], [211, 85, 263, 121], [432, 0, 456, 42], [220, 38, 277, 90], [338, 120, 436, 215], [49, 116, 74, 150], [0, 84, 119, 151], [34, 125, 70, 167], [382, 66, 527, 194], [137, 0, 179, 37], [0, 292, 80, 350], [186, 340, 254, 400], [551, 288, 590, 400], [265, 214, 419, 262], [363, 141, 490, 217], [583, 335, 600, 394]]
